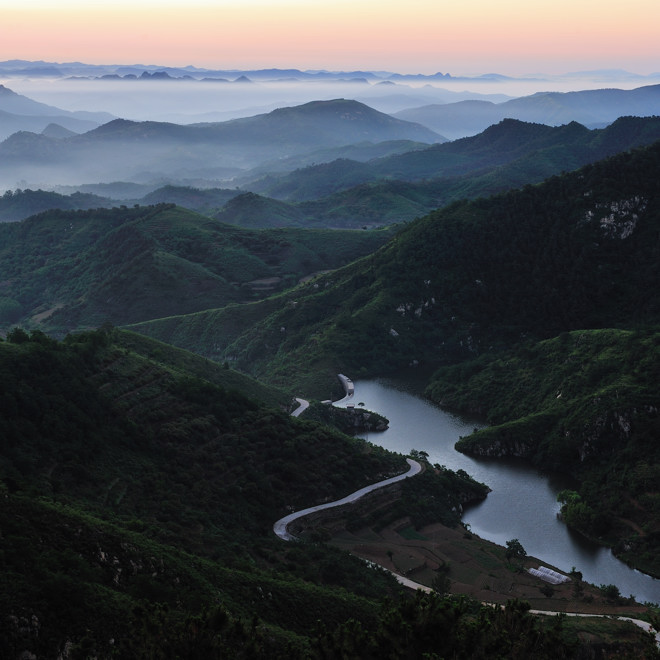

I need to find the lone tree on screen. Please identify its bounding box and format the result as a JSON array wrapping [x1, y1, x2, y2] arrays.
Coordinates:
[[505, 538, 527, 569]]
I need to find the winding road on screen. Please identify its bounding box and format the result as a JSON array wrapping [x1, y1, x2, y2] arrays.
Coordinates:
[[281, 377, 659, 646], [273, 458, 422, 541]]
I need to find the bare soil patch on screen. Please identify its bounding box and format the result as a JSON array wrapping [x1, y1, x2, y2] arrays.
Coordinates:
[[328, 517, 649, 617]]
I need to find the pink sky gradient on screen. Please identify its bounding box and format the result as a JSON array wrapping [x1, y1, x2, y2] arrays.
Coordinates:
[[1, 1, 659, 74]]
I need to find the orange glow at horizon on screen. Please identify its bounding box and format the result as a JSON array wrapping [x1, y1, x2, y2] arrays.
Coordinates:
[[1, 1, 658, 74]]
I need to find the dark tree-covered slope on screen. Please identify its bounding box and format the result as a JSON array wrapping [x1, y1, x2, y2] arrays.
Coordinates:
[[132, 139, 660, 395], [0, 327, 500, 658]]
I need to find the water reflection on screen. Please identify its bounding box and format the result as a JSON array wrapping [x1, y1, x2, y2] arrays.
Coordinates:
[[337, 377, 660, 604]]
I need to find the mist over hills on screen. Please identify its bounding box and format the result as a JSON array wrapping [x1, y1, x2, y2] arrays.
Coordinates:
[[3, 116, 660, 229], [395, 84, 660, 138], [220, 116, 660, 227], [0, 99, 441, 189], [0, 84, 113, 139]]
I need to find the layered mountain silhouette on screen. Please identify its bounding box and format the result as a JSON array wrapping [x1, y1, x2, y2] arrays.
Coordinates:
[[0, 99, 442, 186], [0, 84, 113, 139], [395, 84, 660, 138]]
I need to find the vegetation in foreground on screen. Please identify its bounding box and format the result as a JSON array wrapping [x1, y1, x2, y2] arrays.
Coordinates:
[[2, 327, 656, 657]]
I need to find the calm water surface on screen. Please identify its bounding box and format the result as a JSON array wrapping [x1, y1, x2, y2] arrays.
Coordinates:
[[337, 378, 660, 604]]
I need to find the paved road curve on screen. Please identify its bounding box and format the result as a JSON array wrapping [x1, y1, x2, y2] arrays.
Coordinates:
[[291, 397, 310, 417], [282, 382, 658, 645], [273, 458, 422, 541]]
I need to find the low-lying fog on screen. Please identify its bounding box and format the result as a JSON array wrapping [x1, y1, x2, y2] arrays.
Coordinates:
[[4, 73, 658, 123], [1, 71, 659, 194]]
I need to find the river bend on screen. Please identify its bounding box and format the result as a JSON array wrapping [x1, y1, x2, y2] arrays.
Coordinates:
[[336, 378, 660, 605]]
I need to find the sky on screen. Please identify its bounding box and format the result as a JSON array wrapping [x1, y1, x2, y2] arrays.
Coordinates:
[[1, 0, 659, 75]]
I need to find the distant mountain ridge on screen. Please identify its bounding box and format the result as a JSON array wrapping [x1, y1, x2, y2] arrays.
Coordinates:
[[0, 84, 114, 139], [395, 84, 660, 138], [2, 59, 659, 84], [0, 98, 441, 187]]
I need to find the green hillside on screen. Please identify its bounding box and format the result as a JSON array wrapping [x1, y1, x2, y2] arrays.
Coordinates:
[[428, 328, 660, 577], [0, 203, 393, 333], [133, 140, 660, 393], [1, 326, 520, 658], [129, 141, 660, 571]]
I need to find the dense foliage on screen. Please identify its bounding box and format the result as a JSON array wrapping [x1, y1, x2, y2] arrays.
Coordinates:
[[130, 139, 660, 575], [0, 203, 393, 333], [0, 327, 414, 654], [428, 328, 660, 576]]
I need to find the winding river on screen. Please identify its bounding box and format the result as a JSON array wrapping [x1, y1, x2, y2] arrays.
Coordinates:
[[335, 377, 660, 605]]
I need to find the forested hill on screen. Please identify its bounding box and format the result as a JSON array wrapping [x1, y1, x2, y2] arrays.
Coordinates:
[[0, 204, 393, 332], [128, 138, 660, 578], [132, 139, 660, 395], [0, 326, 502, 658]]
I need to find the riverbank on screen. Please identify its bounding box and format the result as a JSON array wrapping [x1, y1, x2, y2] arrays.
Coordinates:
[[333, 377, 660, 604], [329, 517, 650, 617]]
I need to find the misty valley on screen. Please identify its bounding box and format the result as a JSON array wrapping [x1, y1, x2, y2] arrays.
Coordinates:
[[2, 62, 660, 658]]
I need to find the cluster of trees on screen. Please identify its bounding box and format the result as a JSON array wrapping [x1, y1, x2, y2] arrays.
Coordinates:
[[0, 328, 496, 655], [0, 203, 392, 334]]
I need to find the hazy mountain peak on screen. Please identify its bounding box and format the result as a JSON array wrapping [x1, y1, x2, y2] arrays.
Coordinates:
[[41, 123, 78, 139], [0, 84, 19, 97], [85, 118, 139, 134]]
